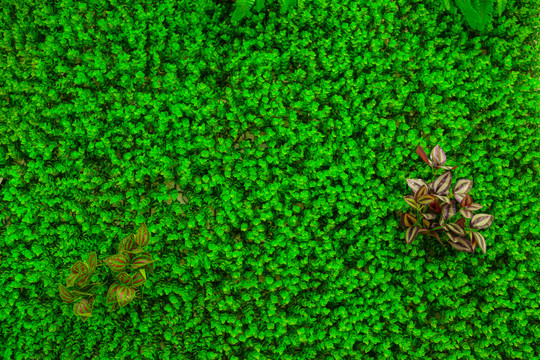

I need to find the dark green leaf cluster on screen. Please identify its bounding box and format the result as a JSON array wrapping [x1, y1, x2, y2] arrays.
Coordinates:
[[231, 0, 299, 22]]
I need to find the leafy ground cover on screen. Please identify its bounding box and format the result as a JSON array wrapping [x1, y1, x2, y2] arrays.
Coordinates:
[[1, 0, 540, 359]]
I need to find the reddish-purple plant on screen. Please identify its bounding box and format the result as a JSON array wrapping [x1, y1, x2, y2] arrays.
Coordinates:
[[399, 145, 494, 254], [57, 223, 156, 322]]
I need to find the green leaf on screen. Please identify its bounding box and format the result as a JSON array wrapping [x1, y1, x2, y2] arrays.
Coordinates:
[[70, 261, 89, 275], [115, 272, 132, 286], [104, 253, 129, 272], [86, 252, 98, 273], [118, 233, 136, 254], [73, 298, 94, 320], [496, 0, 507, 16], [134, 223, 150, 248], [115, 285, 137, 308], [130, 253, 155, 270], [130, 269, 147, 288], [443, 0, 454, 11], [240, 0, 256, 13], [59, 284, 75, 303], [254, 0, 266, 12], [32, 244, 44, 256], [66, 273, 79, 288], [106, 283, 123, 304]]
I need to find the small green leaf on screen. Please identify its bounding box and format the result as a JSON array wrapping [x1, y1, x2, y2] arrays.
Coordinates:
[[443, 0, 453, 12]]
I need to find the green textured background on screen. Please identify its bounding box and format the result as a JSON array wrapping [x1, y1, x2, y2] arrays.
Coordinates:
[[1, 0, 540, 359]]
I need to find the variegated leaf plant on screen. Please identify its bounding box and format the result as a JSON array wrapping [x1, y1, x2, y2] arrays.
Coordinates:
[[58, 223, 156, 322], [400, 145, 494, 254]]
